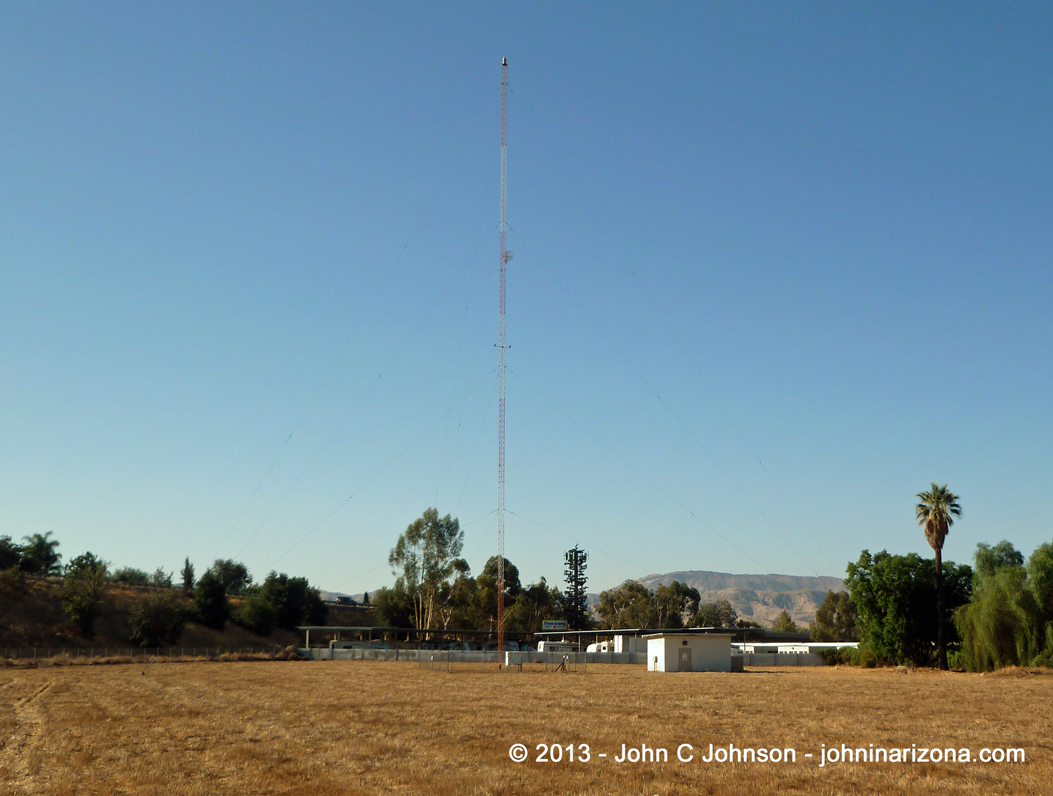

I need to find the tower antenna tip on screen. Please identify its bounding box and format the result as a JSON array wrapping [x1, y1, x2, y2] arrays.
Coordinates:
[[502, 57, 507, 66]]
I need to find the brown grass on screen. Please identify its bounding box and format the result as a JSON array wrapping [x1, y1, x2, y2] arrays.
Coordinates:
[[1, 662, 1050, 795]]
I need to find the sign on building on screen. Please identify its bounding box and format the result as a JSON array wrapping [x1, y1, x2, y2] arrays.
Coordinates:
[[542, 620, 569, 631]]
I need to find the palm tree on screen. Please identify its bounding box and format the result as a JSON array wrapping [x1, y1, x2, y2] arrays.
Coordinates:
[[916, 483, 962, 670], [20, 531, 62, 575]]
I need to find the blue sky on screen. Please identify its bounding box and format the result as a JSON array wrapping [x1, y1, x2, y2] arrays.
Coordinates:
[[2, 2, 1051, 596]]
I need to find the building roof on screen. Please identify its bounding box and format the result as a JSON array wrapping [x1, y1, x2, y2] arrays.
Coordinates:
[[535, 627, 734, 638]]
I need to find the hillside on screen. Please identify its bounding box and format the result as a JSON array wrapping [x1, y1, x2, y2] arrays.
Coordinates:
[[637, 570, 845, 627], [0, 577, 318, 650]]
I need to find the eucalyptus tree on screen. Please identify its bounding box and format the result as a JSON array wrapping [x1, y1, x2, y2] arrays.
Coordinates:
[[691, 599, 738, 629], [388, 508, 464, 632], [916, 483, 962, 670], [653, 581, 700, 628], [596, 581, 657, 629], [811, 590, 859, 642]]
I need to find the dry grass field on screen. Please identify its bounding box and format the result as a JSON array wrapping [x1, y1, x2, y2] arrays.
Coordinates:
[[1, 660, 1051, 795]]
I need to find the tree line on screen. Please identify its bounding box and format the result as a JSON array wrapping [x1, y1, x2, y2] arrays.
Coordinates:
[[840, 539, 1053, 671], [592, 579, 766, 631], [10, 483, 1049, 672], [371, 508, 590, 635], [818, 484, 1053, 671], [365, 508, 825, 637]]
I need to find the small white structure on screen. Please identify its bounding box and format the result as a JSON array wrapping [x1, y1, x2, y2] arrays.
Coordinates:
[[645, 633, 732, 673], [614, 634, 643, 654]]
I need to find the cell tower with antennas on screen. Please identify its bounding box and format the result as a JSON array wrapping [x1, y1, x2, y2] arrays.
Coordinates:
[[497, 56, 512, 665]]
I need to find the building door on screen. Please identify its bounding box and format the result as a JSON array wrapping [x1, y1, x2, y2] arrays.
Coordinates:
[[678, 647, 692, 672]]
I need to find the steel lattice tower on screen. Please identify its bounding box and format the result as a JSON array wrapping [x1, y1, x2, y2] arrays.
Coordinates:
[[497, 56, 511, 664]]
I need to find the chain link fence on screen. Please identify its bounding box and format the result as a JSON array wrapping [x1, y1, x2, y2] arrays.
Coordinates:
[[1, 646, 290, 665], [418, 650, 587, 673]]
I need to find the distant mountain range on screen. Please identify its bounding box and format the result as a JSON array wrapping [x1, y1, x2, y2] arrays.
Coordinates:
[[636, 570, 846, 627]]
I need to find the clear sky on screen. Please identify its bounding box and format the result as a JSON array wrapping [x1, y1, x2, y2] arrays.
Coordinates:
[[3, 2, 1051, 596]]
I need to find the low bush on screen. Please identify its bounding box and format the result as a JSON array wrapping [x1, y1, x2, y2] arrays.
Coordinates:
[[112, 567, 151, 587], [234, 593, 278, 636], [128, 591, 188, 647], [0, 566, 27, 599], [815, 645, 878, 667]]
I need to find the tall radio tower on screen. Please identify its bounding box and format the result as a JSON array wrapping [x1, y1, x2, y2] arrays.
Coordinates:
[[497, 56, 511, 664]]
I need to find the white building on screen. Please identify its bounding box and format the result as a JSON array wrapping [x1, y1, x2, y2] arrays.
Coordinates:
[[645, 632, 732, 673]]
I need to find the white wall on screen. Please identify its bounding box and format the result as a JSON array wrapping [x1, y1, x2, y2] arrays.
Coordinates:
[[647, 637, 666, 671], [685, 635, 731, 672], [647, 635, 732, 672], [614, 635, 643, 654]]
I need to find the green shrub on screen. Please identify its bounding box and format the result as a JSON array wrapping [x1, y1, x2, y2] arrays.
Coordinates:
[[946, 649, 967, 670], [1029, 628, 1053, 669], [151, 568, 173, 588], [814, 646, 879, 667], [234, 592, 278, 636], [112, 567, 151, 587], [0, 565, 27, 599], [0, 537, 21, 570], [230, 572, 327, 634], [129, 591, 188, 647], [815, 647, 854, 666], [856, 645, 879, 668]]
